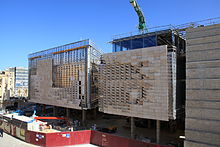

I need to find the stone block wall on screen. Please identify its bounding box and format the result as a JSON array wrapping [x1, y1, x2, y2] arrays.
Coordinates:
[[185, 24, 220, 147]]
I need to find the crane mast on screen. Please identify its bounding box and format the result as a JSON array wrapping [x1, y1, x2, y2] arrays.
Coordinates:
[[129, 0, 147, 33]]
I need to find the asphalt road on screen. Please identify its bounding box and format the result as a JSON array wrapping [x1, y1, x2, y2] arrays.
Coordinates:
[[0, 132, 38, 147]]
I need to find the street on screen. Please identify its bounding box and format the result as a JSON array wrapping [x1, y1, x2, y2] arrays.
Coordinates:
[[0, 132, 37, 147]]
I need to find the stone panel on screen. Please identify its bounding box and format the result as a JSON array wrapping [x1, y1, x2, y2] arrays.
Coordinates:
[[185, 23, 220, 147], [98, 45, 176, 121], [187, 67, 220, 79], [187, 79, 220, 89], [186, 107, 220, 120], [186, 48, 220, 62], [185, 130, 220, 146], [187, 60, 220, 69], [186, 90, 220, 100], [186, 118, 220, 133], [186, 100, 220, 109], [187, 35, 220, 46], [184, 141, 218, 147]]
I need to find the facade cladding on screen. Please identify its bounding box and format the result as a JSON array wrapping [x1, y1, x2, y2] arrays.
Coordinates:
[[185, 24, 220, 147], [98, 30, 186, 120], [99, 46, 172, 121], [28, 40, 102, 109]]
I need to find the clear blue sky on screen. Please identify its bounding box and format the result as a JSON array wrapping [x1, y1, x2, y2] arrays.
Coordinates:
[[0, 0, 219, 69]]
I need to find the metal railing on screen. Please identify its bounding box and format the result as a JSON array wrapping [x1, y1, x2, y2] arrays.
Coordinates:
[[112, 17, 220, 40]]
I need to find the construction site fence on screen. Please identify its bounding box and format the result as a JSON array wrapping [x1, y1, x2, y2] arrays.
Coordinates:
[[0, 119, 174, 147]]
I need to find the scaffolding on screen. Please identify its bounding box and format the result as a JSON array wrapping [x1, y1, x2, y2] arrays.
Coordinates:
[[28, 39, 102, 109]]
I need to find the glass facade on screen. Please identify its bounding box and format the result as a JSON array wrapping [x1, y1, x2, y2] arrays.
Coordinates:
[[113, 35, 157, 52], [28, 39, 100, 69], [112, 30, 185, 53]]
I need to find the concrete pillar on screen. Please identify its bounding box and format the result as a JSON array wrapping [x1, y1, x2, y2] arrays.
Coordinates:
[[17, 101, 21, 109], [66, 108, 70, 118], [169, 120, 177, 133], [53, 106, 56, 116], [93, 108, 97, 119], [156, 120, 160, 144], [82, 109, 86, 126], [131, 117, 135, 139], [42, 104, 46, 114], [148, 119, 151, 129]]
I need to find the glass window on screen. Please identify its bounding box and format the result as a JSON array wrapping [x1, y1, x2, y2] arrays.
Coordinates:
[[143, 36, 157, 47], [113, 42, 122, 52], [132, 38, 143, 49], [121, 40, 131, 51]]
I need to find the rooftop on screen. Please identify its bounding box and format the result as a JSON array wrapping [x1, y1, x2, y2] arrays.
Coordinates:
[[28, 39, 99, 59]]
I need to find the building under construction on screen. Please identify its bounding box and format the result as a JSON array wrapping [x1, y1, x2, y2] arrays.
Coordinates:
[[26, 18, 220, 146], [98, 29, 186, 121], [28, 39, 102, 110], [185, 23, 220, 147]]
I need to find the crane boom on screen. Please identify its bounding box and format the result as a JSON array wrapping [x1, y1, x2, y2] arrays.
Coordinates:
[[129, 0, 147, 32]]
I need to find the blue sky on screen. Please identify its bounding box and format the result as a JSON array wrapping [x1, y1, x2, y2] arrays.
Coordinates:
[[0, 0, 219, 69]]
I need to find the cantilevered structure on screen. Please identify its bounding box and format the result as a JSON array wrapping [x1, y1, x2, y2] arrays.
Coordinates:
[[28, 39, 102, 110], [99, 28, 186, 121]]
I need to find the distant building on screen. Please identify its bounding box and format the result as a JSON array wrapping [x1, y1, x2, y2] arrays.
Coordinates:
[[0, 71, 8, 103], [0, 67, 28, 104], [14, 67, 28, 97]]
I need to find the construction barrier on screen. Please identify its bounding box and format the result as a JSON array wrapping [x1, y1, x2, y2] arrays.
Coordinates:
[[0, 119, 174, 147], [3, 121, 11, 134], [46, 130, 91, 147], [25, 130, 46, 146], [15, 127, 26, 141], [91, 130, 173, 147], [11, 125, 16, 137]]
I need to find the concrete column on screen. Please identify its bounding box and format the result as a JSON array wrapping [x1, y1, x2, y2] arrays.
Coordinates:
[[156, 120, 160, 144], [17, 101, 21, 109], [169, 120, 177, 133], [42, 104, 46, 114], [82, 109, 86, 126], [53, 106, 56, 116], [131, 117, 135, 139], [93, 108, 97, 119], [66, 108, 70, 118], [148, 119, 151, 129]]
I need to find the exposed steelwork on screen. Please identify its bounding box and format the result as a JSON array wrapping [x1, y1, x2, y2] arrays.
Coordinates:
[[28, 39, 103, 109]]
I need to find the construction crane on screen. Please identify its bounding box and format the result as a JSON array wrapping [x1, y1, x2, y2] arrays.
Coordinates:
[[129, 0, 147, 33]]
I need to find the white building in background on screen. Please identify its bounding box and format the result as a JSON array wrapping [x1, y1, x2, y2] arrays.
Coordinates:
[[14, 67, 28, 97], [0, 67, 28, 104]]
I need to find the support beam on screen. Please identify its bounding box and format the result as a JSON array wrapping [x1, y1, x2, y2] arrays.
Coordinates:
[[131, 117, 135, 139], [156, 120, 160, 144]]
